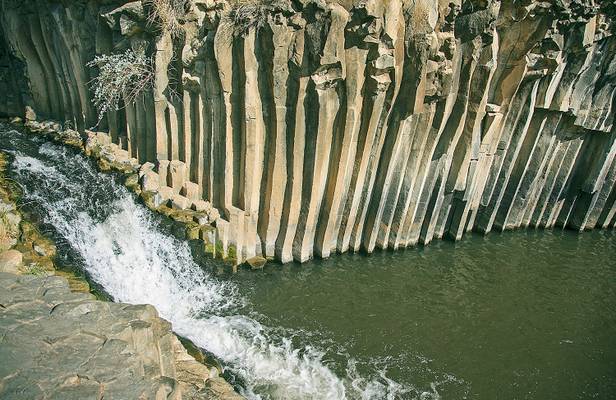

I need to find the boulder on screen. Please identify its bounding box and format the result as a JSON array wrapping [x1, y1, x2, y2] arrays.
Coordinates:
[[192, 200, 212, 213], [33, 241, 56, 257], [193, 213, 210, 225], [181, 181, 201, 201], [0, 250, 23, 273], [246, 256, 267, 270], [208, 207, 221, 221], [139, 161, 155, 178], [141, 170, 161, 192], [170, 194, 191, 210], [24, 105, 36, 121], [153, 186, 174, 208]]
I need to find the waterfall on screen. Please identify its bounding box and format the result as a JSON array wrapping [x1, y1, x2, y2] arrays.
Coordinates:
[[1, 126, 418, 400]]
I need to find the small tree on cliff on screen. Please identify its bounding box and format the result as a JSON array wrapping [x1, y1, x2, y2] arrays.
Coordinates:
[[87, 49, 154, 124]]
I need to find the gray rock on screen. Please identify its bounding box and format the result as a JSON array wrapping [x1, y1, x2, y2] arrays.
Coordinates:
[[192, 200, 211, 213], [154, 186, 174, 208], [181, 181, 201, 201], [139, 161, 156, 178], [171, 194, 191, 210], [0, 273, 243, 400], [193, 213, 210, 225], [141, 169, 161, 192]]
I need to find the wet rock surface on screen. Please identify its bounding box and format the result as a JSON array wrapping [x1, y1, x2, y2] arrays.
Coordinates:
[[0, 272, 242, 400]]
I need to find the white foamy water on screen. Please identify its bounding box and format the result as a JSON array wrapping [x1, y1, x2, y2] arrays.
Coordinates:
[[3, 134, 415, 400]]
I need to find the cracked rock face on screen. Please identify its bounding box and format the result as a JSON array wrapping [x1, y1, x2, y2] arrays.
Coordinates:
[[1, 0, 615, 264], [0, 273, 242, 400]]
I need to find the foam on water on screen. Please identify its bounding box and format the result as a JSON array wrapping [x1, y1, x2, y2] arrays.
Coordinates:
[[3, 131, 415, 399]]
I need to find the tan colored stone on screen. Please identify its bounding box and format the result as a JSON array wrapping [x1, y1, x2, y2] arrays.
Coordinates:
[[170, 194, 191, 210], [181, 181, 200, 201], [141, 170, 161, 192], [4, 0, 616, 266], [246, 256, 266, 270], [153, 186, 174, 208], [0, 249, 23, 273]]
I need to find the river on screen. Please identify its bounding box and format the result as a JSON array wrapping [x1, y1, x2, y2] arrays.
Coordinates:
[[1, 122, 615, 399]]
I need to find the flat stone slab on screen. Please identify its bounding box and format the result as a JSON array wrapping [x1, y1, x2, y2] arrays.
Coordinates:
[[0, 273, 243, 400]]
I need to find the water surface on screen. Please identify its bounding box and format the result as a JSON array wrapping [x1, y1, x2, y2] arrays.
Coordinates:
[[234, 231, 616, 399], [0, 124, 405, 399]]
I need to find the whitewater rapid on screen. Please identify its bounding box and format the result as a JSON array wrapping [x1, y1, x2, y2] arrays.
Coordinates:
[[1, 127, 420, 400]]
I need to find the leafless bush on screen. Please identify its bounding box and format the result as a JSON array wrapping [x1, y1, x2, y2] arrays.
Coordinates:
[[87, 50, 154, 123], [227, 0, 290, 36], [145, 0, 187, 38], [228, 0, 269, 35]]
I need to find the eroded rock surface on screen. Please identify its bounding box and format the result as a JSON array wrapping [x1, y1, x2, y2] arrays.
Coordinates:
[[0, 273, 242, 400], [1, 0, 615, 263]]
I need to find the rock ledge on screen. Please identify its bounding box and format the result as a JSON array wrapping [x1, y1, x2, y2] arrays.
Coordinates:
[[0, 272, 243, 400]]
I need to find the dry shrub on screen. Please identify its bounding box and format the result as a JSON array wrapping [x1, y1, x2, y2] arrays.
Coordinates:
[[145, 0, 187, 38], [227, 0, 291, 36], [228, 0, 269, 35], [87, 50, 154, 123]]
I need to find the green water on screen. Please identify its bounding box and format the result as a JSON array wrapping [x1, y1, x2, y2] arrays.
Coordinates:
[[233, 230, 616, 399]]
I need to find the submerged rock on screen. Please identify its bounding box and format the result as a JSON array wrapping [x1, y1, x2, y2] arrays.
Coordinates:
[[246, 256, 267, 270]]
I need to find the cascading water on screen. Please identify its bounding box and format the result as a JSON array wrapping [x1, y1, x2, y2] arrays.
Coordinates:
[[0, 124, 430, 400]]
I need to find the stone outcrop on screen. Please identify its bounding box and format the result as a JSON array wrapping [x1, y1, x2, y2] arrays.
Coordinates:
[[1, 0, 615, 263], [0, 273, 242, 400]]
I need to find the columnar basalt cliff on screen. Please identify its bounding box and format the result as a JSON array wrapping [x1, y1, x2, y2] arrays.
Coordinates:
[[1, 0, 615, 264]]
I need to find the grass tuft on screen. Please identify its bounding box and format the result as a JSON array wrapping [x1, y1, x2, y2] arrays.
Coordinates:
[[227, 0, 291, 36]]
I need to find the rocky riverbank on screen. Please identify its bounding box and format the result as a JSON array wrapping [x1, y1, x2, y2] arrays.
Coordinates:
[[0, 273, 242, 399], [0, 149, 243, 399]]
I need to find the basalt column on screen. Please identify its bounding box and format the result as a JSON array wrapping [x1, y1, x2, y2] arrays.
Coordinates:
[[1, 0, 615, 264]]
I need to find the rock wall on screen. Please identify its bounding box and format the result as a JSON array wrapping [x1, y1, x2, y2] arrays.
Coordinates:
[[1, 0, 615, 263]]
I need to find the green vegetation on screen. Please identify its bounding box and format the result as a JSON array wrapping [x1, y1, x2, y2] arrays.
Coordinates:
[[23, 262, 47, 276]]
